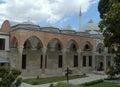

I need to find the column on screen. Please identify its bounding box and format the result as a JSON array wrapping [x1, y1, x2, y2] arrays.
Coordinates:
[[77, 49, 81, 70], [62, 48, 67, 72], [86, 52, 89, 67], [92, 55, 95, 71], [104, 55, 107, 71], [41, 47, 47, 76], [18, 46, 23, 70]]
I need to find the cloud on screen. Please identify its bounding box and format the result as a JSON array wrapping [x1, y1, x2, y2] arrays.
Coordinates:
[[0, 0, 98, 26]]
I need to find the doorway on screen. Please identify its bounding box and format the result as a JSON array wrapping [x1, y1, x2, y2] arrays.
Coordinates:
[[99, 62, 103, 71]]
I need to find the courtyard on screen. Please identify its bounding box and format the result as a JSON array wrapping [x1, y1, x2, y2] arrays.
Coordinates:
[[20, 74, 119, 87]]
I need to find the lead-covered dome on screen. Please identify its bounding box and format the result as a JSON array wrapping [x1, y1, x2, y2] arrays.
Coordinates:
[[82, 19, 100, 32]]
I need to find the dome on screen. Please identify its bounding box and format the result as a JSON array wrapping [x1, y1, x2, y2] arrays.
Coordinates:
[[9, 21, 19, 26], [62, 24, 73, 30], [82, 19, 100, 32], [89, 30, 99, 34], [21, 20, 34, 25]]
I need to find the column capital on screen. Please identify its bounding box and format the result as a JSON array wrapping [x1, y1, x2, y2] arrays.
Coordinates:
[[42, 47, 47, 54], [62, 48, 67, 53], [17, 46, 24, 54], [77, 49, 81, 53]]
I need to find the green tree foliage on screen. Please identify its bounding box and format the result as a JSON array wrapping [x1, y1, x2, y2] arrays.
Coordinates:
[[99, 0, 120, 75], [98, 0, 110, 18], [98, 0, 120, 18], [0, 66, 22, 87], [106, 66, 116, 78]]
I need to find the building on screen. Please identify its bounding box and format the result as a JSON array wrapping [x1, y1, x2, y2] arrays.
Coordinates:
[[0, 13, 113, 77]]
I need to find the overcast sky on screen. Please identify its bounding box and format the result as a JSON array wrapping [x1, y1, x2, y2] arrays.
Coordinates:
[[0, 0, 100, 31]]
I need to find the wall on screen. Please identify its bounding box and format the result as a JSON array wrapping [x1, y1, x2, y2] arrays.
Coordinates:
[[0, 34, 10, 51]]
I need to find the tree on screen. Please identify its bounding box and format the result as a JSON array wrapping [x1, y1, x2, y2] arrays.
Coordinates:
[[0, 66, 22, 87], [99, 0, 120, 75], [98, 0, 110, 18], [98, 0, 120, 18]]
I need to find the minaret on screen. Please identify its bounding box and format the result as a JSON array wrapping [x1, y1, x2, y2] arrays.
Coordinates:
[[79, 7, 82, 31]]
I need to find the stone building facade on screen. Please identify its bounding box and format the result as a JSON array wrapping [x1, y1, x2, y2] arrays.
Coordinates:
[[0, 20, 113, 77]]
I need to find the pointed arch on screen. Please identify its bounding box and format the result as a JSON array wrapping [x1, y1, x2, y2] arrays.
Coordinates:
[[66, 39, 79, 52], [82, 41, 93, 51], [10, 36, 18, 48], [23, 36, 43, 50], [47, 38, 63, 51], [96, 43, 104, 53]]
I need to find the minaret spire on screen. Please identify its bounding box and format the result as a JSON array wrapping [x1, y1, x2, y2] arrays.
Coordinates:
[[79, 6, 82, 31], [79, 6, 82, 16]]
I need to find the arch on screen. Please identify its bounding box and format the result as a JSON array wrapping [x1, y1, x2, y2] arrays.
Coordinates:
[[82, 41, 93, 51], [47, 38, 63, 51], [10, 36, 18, 48], [96, 43, 104, 53], [66, 39, 79, 52], [23, 36, 43, 50]]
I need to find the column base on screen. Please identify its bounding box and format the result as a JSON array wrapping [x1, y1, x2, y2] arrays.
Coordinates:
[[41, 73, 46, 78]]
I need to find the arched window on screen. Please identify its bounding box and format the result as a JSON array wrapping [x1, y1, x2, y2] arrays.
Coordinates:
[[99, 48, 102, 54], [96, 43, 104, 53], [56, 43, 62, 51], [70, 44, 77, 51], [84, 44, 91, 51]]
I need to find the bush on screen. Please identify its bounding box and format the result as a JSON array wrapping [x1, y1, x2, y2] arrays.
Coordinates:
[[0, 66, 22, 87], [31, 80, 39, 85], [105, 66, 116, 78], [81, 79, 104, 86]]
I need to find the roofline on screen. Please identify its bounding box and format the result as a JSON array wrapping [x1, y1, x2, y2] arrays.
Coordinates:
[[10, 28, 93, 38]]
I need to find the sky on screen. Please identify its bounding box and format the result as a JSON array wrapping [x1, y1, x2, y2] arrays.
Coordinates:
[[0, 0, 100, 31]]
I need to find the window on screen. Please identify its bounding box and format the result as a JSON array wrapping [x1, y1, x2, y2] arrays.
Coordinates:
[[70, 44, 76, 51], [99, 48, 102, 53], [85, 44, 90, 50], [89, 56, 92, 66], [0, 39, 5, 50], [74, 55, 78, 67], [45, 55, 47, 68], [83, 56, 86, 66], [108, 61, 110, 67], [40, 55, 43, 68], [56, 43, 61, 51], [58, 55, 62, 68], [22, 55, 26, 69]]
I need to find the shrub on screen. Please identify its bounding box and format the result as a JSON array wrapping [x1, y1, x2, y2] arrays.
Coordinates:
[[0, 66, 22, 87], [32, 80, 39, 85], [105, 66, 116, 78]]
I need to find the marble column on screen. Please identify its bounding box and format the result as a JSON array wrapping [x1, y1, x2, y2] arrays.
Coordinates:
[[77, 49, 81, 70], [86, 52, 89, 67], [92, 55, 95, 71], [104, 55, 107, 71], [18, 46, 23, 70], [41, 47, 47, 76], [62, 48, 67, 73]]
